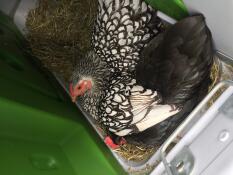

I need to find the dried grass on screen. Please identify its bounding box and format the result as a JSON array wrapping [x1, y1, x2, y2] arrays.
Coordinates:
[[114, 144, 157, 161], [208, 57, 233, 106], [26, 0, 97, 81]]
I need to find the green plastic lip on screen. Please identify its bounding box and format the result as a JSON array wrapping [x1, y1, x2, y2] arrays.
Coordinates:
[[175, 0, 188, 10], [145, 0, 189, 20]]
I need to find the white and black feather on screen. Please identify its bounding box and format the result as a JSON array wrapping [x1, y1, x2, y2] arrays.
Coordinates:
[[97, 73, 177, 136], [92, 0, 163, 73]]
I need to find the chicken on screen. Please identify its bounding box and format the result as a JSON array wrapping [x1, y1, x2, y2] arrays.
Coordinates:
[[70, 51, 180, 137], [70, 11, 213, 148]]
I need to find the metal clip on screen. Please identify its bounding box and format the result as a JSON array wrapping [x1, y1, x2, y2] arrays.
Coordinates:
[[170, 147, 194, 175]]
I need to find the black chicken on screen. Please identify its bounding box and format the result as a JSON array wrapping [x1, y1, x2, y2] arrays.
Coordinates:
[[125, 14, 213, 146]]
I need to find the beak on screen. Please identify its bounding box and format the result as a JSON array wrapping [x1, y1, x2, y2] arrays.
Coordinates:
[[71, 97, 77, 103], [69, 83, 77, 103]]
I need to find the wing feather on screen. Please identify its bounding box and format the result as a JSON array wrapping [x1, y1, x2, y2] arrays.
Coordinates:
[[99, 74, 180, 136], [136, 15, 213, 105]]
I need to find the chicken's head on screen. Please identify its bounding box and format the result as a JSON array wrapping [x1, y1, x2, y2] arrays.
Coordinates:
[[69, 51, 110, 102]]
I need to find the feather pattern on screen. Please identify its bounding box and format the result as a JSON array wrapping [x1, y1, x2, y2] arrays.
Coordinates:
[[98, 73, 180, 136], [92, 0, 163, 73]]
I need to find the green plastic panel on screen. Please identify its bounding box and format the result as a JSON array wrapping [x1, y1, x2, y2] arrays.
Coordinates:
[[146, 0, 188, 19], [0, 97, 124, 175], [0, 12, 125, 175]]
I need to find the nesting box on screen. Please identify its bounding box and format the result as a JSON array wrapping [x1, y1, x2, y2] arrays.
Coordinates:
[[0, 0, 233, 175]]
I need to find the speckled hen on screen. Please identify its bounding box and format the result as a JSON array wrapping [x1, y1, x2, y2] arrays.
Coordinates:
[[70, 52, 180, 138]]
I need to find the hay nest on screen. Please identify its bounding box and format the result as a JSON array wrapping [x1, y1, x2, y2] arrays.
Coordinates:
[[114, 144, 157, 161], [26, 0, 233, 162], [26, 0, 97, 81], [209, 57, 221, 92], [208, 57, 233, 106]]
